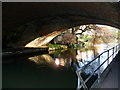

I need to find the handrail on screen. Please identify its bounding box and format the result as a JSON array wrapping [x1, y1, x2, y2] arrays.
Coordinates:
[[77, 44, 120, 72], [76, 43, 120, 89]]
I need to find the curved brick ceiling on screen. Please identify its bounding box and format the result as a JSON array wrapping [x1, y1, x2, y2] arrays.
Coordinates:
[[2, 2, 120, 48]]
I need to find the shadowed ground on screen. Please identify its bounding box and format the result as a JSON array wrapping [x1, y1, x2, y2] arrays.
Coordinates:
[[100, 51, 120, 88]]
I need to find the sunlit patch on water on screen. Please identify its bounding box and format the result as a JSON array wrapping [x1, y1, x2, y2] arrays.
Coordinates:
[[55, 58, 60, 65]]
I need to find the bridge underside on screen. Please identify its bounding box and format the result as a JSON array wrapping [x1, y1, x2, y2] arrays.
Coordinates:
[[2, 2, 120, 48]]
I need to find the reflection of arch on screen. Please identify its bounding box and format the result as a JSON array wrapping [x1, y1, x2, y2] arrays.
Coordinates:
[[28, 54, 55, 66]]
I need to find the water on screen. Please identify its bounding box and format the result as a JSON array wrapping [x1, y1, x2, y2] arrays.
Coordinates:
[[2, 43, 118, 88]]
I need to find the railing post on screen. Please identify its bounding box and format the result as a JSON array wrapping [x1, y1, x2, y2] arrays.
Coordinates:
[[76, 70, 88, 90], [77, 71, 81, 89], [98, 56, 100, 79], [112, 47, 114, 59], [107, 50, 109, 65], [116, 45, 118, 54], [97, 55, 101, 85], [117, 45, 118, 53], [119, 44, 120, 50], [116, 46, 117, 51]]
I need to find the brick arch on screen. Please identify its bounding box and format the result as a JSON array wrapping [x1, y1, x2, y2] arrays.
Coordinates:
[[3, 2, 120, 48]]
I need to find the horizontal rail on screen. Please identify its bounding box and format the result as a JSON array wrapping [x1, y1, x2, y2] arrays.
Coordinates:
[[84, 51, 114, 83], [78, 43, 120, 72], [94, 54, 113, 73]]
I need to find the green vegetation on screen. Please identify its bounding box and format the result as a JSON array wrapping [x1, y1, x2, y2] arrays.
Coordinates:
[[48, 44, 67, 48], [49, 49, 67, 55], [48, 44, 67, 51], [78, 35, 92, 42]]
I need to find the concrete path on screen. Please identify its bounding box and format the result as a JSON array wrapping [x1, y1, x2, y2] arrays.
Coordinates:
[[100, 51, 120, 88]]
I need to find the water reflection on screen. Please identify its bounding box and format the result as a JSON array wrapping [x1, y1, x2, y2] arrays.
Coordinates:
[[28, 43, 118, 74], [26, 43, 119, 88]]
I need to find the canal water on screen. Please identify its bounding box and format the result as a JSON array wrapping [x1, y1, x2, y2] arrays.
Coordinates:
[[2, 43, 118, 88]]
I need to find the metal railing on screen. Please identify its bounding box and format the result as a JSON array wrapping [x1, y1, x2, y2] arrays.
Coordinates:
[[76, 44, 120, 90]]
